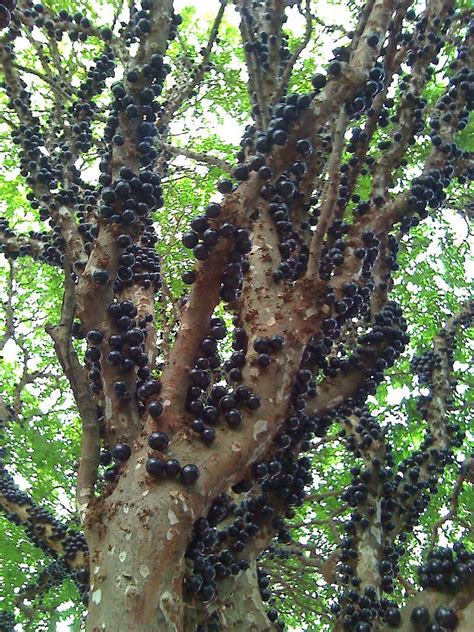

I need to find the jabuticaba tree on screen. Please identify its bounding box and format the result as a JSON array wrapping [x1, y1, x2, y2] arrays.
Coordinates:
[[0, 0, 472, 629]]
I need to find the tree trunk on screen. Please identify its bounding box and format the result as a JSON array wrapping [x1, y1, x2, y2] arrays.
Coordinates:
[[182, 561, 276, 632], [82, 428, 284, 632], [85, 504, 274, 631], [84, 478, 192, 631], [217, 562, 276, 631]]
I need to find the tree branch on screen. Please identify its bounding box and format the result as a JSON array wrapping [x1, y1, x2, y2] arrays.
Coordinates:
[[0, 464, 86, 568], [46, 259, 100, 514], [274, 0, 313, 103], [162, 143, 233, 173], [391, 300, 474, 538], [161, 1, 227, 126], [306, 110, 348, 279], [384, 577, 474, 632]]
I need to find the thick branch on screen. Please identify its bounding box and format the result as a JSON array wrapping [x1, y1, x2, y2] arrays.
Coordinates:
[[384, 578, 474, 632]]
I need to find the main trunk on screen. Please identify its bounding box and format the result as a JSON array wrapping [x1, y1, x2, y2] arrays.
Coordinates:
[[85, 494, 190, 631], [84, 495, 274, 631]]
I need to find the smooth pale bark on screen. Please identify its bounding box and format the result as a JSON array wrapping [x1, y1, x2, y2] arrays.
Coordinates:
[[183, 561, 277, 631], [85, 484, 190, 631], [218, 562, 277, 631], [84, 475, 278, 631]]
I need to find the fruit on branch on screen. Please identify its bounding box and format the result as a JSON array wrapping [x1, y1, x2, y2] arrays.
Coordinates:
[[111, 443, 132, 462], [411, 606, 430, 626], [0, 610, 15, 631], [418, 545, 474, 593], [180, 464, 200, 485], [0, 1, 16, 29]]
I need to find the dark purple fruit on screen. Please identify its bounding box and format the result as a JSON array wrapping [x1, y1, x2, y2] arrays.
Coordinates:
[[410, 606, 430, 625], [111, 443, 131, 461], [434, 606, 458, 629], [180, 464, 200, 485], [145, 457, 165, 477], [148, 432, 169, 451]]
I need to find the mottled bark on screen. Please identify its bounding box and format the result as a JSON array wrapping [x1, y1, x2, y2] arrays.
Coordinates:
[[217, 562, 277, 631], [85, 485, 190, 631]]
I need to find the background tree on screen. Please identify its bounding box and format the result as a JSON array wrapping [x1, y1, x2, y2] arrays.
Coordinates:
[[0, 0, 472, 630]]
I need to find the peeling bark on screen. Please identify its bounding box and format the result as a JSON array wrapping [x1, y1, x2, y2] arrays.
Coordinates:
[[218, 562, 277, 631]]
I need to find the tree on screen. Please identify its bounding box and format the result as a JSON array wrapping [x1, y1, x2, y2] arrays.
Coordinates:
[[0, 0, 472, 629]]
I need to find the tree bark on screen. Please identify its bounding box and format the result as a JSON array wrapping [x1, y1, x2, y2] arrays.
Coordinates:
[[84, 487, 278, 631], [217, 562, 276, 631], [84, 480, 192, 631]]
